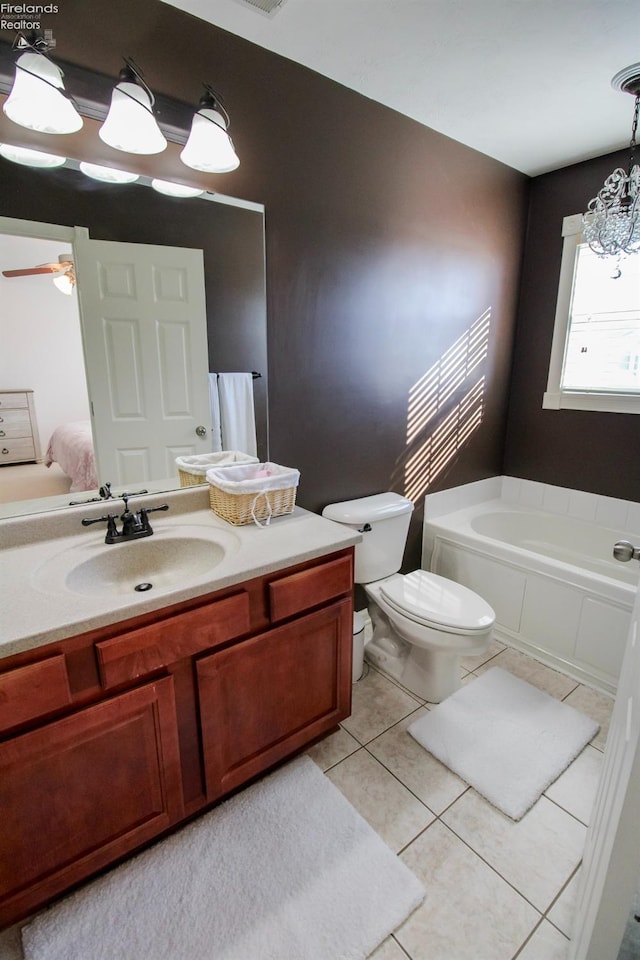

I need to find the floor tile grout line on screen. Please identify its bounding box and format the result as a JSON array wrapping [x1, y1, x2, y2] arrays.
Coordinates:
[[508, 915, 548, 960], [389, 932, 413, 959], [396, 815, 440, 857], [541, 862, 582, 937], [543, 791, 590, 828], [360, 741, 442, 819], [433, 817, 552, 920]]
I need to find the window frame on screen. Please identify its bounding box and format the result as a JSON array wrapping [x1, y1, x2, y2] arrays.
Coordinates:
[[543, 213, 640, 415]]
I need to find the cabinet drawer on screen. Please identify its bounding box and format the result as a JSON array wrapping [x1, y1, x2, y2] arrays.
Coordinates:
[[268, 553, 353, 622], [0, 655, 71, 734], [0, 392, 28, 409], [0, 409, 31, 438], [0, 438, 36, 463], [96, 591, 251, 688]]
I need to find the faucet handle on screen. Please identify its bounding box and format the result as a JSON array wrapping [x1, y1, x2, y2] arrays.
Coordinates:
[[139, 503, 169, 532], [141, 504, 170, 516], [81, 514, 116, 527]]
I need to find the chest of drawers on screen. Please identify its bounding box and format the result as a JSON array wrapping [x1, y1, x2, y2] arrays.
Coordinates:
[[0, 390, 41, 465]]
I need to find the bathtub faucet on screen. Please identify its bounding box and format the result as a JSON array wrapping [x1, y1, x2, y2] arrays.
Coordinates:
[[613, 540, 640, 563]]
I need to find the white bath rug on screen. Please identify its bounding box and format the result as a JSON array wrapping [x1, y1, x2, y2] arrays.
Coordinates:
[[408, 666, 599, 820], [21, 755, 424, 960]]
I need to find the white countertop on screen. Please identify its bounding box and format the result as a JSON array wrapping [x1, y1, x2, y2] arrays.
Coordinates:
[[0, 487, 360, 659]]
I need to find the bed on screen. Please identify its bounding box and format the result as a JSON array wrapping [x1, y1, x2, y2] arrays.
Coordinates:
[[45, 421, 99, 493]]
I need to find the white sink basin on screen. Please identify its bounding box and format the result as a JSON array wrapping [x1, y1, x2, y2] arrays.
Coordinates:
[[32, 525, 241, 598]]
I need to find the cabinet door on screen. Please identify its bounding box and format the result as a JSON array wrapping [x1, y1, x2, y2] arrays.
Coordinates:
[[0, 677, 183, 927], [198, 599, 352, 800]]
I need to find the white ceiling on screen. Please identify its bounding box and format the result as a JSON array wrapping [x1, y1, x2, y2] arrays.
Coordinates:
[[161, 0, 639, 176]]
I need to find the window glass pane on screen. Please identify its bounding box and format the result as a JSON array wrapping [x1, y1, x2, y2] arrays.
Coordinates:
[[561, 246, 640, 393]]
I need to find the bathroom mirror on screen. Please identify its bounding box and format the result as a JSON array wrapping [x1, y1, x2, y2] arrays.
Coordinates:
[[0, 161, 267, 519]]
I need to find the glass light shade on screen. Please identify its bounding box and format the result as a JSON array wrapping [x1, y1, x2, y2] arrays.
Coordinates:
[[180, 108, 239, 173], [150, 179, 204, 198], [99, 82, 167, 155], [582, 164, 640, 258], [79, 162, 139, 183], [3, 51, 83, 134], [52, 270, 75, 295], [0, 143, 66, 168]]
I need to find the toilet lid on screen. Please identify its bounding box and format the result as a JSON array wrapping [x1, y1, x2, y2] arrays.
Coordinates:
[[380, 570, 495, 632]]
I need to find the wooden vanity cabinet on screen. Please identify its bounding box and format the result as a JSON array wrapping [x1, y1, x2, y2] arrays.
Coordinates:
[[0, 547, 354, 929]]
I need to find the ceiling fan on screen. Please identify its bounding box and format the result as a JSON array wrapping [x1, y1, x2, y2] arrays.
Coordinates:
[[2, 254, 76, 294]]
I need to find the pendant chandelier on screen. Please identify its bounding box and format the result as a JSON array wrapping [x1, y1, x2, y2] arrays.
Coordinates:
[[582, 63, 640, 259]]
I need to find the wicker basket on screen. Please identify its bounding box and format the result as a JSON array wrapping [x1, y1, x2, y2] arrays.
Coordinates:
[[206, 462, 300, 526], [176, 452, 258, 487], [179, 469, 206, 488]]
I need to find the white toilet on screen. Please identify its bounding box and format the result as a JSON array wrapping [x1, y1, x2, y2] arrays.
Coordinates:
[[322, 492, 495, 702]]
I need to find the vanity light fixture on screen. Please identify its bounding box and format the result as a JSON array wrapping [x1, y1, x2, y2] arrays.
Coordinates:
[[180, 85, 239, 173], [79, 162, 140, 184], [0, 143, 66, 168], [2, 34, 83, 135], [583, 62, 640, 260], [150, 179, 205, 198], [99, 58, 167, 155]]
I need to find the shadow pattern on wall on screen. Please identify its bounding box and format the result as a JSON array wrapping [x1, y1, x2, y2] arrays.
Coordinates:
[[391, 308, 491, 504]]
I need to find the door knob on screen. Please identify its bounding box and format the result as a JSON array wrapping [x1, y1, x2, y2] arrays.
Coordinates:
[[613, 540, 640, 562], [195, 425, 207, 438]]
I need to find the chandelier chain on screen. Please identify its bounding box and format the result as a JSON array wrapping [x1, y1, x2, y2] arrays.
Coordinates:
[[629, 95, 639, 174]]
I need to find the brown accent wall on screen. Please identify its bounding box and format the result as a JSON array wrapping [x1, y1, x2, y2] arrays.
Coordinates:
[[0, 1, 527, 570], [503, 150, 640, 502]]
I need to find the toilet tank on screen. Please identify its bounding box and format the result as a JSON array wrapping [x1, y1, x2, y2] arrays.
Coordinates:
[[322, 492, 414, 583]]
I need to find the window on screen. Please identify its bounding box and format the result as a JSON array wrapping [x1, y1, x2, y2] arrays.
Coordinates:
[[544, 213, 640, 414]]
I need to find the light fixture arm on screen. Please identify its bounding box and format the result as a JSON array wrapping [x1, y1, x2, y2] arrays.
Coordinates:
[[114, 57, 158, 118], [198, 84, 232, 129]]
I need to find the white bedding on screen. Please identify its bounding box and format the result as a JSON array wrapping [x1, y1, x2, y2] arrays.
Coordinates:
[[45, 420, 98, 492]]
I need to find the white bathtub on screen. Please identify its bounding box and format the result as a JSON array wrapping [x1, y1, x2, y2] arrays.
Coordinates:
[[423, 499, 638, 694]]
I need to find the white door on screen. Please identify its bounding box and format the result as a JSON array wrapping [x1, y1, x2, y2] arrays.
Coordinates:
[[73, 234, 211, 486], [569, 548, 640, 959]]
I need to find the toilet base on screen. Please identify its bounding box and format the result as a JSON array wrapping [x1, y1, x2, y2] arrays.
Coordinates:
[[365, 604, 462, 702], [365, 637, 461, 702]]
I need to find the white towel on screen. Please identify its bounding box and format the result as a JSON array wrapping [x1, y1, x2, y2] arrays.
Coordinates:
[[208, 373, 223, 452], [217, 373, 257, 457]]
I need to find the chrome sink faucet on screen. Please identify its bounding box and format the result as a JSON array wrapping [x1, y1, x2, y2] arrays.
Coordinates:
[[81, 494, 169, 544]]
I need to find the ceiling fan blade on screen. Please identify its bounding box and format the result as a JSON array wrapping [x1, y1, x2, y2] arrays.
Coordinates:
[[2, 261, 73, 278]]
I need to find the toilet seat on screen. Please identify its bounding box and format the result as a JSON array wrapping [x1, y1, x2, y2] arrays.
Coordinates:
[[379, 570, 495, 636]]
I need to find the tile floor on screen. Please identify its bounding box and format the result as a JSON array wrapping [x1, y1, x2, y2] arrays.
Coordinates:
[[306, 640, 615, 960]]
